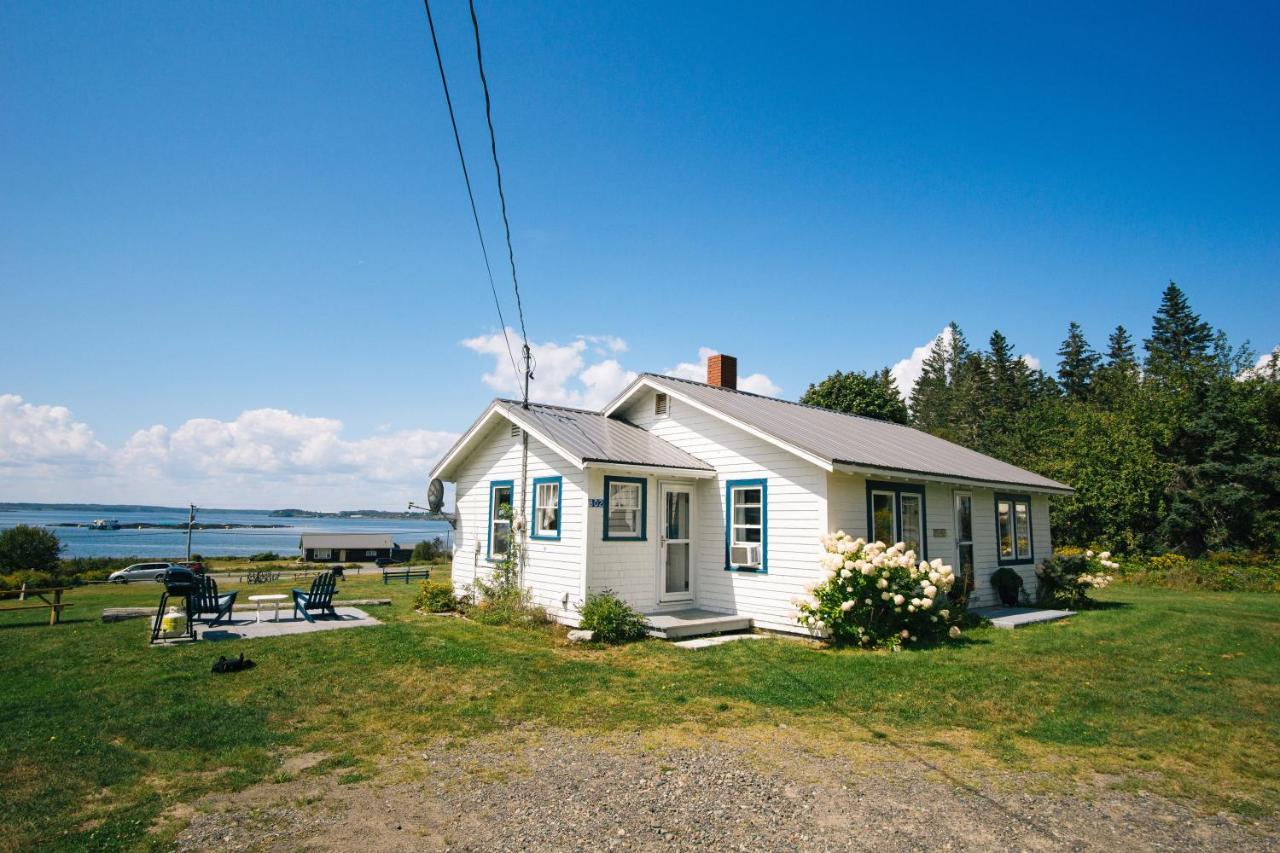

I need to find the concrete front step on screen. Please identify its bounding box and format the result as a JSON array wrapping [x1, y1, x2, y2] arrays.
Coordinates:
[[971, 606, 1075, 629], [644, 608, 752, 640]]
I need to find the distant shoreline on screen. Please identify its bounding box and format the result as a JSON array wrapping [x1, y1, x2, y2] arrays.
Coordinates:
[[49, 522, 288, 531], [0, 502, 448, 521]]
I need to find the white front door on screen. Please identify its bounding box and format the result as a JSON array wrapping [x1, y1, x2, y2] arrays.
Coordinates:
[[658, 482, 694, 603]]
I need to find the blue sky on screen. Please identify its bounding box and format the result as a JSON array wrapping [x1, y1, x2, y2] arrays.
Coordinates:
[[2, 1, 1277, 508]]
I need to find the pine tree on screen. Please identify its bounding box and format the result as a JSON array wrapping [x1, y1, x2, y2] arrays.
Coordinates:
[[1144, 281, 1214, 381], [1106, 325, 1136, 369], [1056, 322, 1099, 400], [909, 328, 953, 431]]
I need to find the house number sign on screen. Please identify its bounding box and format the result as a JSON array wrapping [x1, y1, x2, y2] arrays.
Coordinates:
[[589, 498, 605, 508]]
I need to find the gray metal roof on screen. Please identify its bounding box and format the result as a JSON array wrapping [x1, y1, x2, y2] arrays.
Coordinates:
[[499, 400, 713, 472], [638, 375, 1071, 492], [298, 533, 398, 550]]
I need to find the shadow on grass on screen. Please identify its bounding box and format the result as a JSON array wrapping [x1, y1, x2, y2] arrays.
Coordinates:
[[0, 615, 97, 630]]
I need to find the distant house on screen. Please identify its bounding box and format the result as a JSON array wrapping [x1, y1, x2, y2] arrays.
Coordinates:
[[298, 533, 409, 563], [429, 353, 1072, 635]]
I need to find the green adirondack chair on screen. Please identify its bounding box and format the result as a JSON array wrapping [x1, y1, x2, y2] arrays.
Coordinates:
[[191, 575, 237, 626], [292, 572, 338, 623]]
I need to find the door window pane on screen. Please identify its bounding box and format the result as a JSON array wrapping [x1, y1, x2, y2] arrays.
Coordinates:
[[956, 495, 972, 542], [899, 494, 922, 554], [665, 543, 689, 593], [666, 490, 689, 540], [871, 492, 896, 546]]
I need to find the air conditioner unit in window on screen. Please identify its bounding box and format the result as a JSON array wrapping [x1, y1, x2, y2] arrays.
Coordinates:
[[730, 544, 761, 568]]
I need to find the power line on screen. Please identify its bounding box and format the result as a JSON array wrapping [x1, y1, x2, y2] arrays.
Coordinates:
[[467, 0, 528, 351], [421, 0, 519, 381], [468, 0, 527, 376]]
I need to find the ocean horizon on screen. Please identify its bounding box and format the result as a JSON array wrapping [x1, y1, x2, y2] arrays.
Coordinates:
[[0, 504, 454, 559]]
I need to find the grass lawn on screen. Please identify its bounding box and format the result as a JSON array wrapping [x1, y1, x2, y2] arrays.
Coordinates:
[[1, 575, 1277, 850]]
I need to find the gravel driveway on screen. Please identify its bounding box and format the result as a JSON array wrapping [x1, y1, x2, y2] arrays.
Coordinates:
[[170, 725, 1275, 851]]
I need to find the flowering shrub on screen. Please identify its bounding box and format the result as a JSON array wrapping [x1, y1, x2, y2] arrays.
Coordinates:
[[794, 533, 963, 648], [1036, 548, 1117, 607]]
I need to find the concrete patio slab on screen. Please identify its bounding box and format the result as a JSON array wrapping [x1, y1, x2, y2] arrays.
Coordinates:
[[153, 606, 381, 643], [972, 606, 1075, 629]]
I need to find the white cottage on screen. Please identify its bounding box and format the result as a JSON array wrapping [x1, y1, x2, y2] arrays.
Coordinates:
[[429, 355, 1072, 636]]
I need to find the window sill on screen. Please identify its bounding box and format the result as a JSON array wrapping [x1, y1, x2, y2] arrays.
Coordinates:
[[529, 533, 561, 541], [724, 564, 766, 573], [602, 535, 646, 543], [997, 557, 1034, 566]]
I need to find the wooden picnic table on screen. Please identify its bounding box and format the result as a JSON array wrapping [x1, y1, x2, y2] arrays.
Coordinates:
[[0, 586, 74, 625]]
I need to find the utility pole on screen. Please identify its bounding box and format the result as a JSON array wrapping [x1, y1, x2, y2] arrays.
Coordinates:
[[186, 504, 196, 562], [518, 343, 533, 585]]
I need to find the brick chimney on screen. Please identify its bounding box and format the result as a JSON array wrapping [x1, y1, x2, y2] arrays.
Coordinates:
[[706, 353, 738, 390]]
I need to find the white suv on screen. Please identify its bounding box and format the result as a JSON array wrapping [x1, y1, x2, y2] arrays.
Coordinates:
[[108, 562, 178, 584]]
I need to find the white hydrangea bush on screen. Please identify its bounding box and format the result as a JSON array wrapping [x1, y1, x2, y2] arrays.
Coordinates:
[[1036, 548, 1118, 606], [793, 533, 964, 648]]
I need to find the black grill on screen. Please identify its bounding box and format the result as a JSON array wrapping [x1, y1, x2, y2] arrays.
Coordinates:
[[162, 567, 198, 596]]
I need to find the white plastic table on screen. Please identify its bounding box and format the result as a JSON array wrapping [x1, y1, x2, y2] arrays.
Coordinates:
[[248, 593, 289, 623]]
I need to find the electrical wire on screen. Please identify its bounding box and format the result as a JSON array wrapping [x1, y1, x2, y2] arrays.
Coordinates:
[[422, 0, 520, 380], [467, 0, 529, 351]]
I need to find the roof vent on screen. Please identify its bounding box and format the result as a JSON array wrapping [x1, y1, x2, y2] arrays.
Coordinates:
[[510, 423, 521, 438], [654, 392, 669, 417]]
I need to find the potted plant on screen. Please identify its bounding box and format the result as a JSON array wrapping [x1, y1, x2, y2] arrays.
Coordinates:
[[990, 566, 1024, 607]]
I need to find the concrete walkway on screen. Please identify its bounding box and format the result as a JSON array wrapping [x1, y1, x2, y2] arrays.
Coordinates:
[[169, 607, 381, 642], [971, 606, 1075, 629]]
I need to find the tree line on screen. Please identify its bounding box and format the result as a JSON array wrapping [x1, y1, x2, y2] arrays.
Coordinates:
[[801, 282, 1279, 555]]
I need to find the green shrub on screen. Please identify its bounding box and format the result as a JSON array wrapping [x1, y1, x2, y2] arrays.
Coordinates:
[[1116, 553, 1279, 592], [577, 590, 649, 644], [795, 534, 964, 647], [1036, 550, 1117, 608], [990, 567, 1024, 607], [413, 581, 459, 613], [411, 538, 451, 563], [248, 552, 281, 562]]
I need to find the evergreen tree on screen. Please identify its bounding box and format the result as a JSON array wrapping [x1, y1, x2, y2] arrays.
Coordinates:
[[1106, 325, 1136, 369], [1144, 281, 1214, 381], [909, 328, 954, 431], [1056, 322, 1099, 400]]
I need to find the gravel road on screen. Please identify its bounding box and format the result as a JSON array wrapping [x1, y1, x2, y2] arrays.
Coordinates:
[[170, 725, 1275, 851]]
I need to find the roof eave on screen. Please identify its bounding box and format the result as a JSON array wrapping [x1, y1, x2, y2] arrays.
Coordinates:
[[832, 461, 1074, 495], [582, 460, 717, 479]]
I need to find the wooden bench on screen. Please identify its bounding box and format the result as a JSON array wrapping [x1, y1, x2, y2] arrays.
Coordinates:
[[382, 566, 430, 585], [0, 587, 74, 625]]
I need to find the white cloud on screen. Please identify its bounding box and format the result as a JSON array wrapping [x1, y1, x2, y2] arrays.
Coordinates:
[[663, 346, 781, 396], [0, 396, 458, 509], [891, 327, 951, 403], [0, 394, 106, 468], [1020, 353, 1042, 371], [461, 329, 638, 409]]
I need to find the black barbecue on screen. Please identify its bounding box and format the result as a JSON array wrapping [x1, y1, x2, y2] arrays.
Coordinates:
[[149, 567, 199, 643]]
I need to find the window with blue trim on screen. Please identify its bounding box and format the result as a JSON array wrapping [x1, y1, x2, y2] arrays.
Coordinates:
[[725, 479, 767, 571], [531, 476, 562, 540], [487, 480, 514, 560], [603, 476, 646, 540], [865, 481, 926, 557]]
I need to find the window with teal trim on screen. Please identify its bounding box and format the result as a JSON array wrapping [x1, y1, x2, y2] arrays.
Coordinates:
[[487, 480, 513, 560], [725, 478, 767, 571], [603, 476, 646, 540], [864, 481, 927, 557], [996, 494, 1033, 564], [531, 476, 562, 540]]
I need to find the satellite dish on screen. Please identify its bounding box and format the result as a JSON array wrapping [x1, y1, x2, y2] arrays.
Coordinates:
[[427, 478, 445, 514]]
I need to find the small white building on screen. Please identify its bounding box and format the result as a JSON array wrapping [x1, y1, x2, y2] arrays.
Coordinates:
[[429, 355, 1071, 635]]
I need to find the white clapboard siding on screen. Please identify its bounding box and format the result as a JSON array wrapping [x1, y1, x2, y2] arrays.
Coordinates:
[[618, 390, 828, 633], [449, 417, 586, 622]]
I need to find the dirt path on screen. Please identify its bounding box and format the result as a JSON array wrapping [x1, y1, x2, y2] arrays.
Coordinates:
[[168, 725, 1275, 851]]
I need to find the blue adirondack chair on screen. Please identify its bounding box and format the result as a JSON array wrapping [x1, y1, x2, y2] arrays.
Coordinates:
[[292, 572, 338, 623], [191, 575, 237, 626]]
